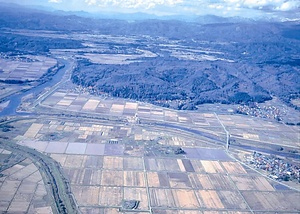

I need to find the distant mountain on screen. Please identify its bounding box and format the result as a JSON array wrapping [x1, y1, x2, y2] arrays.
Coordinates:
[[1, 2, 296, 24], [194, 15, 253, 24], [0, 2, 299, 109], [52, 10, 194, 21], [0, 2, 299, 42], [0, 2, 192, 22]]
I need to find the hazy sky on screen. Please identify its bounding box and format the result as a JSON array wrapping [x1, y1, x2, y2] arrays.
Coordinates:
[[3, 0, 300, 19]]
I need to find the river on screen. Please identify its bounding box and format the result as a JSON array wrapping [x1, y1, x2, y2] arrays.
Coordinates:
[[0, 59, 70, 117], [1, 58, 298, 160]]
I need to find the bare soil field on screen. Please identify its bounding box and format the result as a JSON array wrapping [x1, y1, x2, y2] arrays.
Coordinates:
[[2, 100, 299, 213], [0, 151, 52, 213]]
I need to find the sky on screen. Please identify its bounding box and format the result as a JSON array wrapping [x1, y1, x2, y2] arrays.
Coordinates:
[[3, 0, 300, 20]]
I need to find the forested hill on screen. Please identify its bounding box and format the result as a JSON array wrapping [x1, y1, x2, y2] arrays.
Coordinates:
[[0, 3, 300, 110]]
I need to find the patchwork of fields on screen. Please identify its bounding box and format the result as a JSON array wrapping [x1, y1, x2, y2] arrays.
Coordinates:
[[5, 113, 298, 213], [0, 56, 56, 82]]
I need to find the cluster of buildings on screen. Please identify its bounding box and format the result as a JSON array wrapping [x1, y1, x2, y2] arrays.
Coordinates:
[[0, 53, 34, 62], [246, 151, 300, 182], [236, 103, 283, 121], [73, 85, 106, 97]]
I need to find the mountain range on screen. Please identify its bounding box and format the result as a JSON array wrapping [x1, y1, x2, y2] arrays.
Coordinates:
[[0, 2, 299, 111]]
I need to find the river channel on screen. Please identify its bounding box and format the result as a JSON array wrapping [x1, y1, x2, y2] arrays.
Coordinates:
[[1, 58, 298, 160], [0, 59, 70, 117]]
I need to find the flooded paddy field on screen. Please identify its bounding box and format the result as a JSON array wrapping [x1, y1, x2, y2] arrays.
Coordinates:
[[1, 110, 298, 213]]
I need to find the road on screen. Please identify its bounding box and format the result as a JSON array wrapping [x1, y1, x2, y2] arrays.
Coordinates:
[[1, 55, 298, 213], [32, 58, 75, 108], [141, 120, 300, 159], [0, 57, 80, 213], [0, 58, 72, 117], [0, 140, 80, 214]]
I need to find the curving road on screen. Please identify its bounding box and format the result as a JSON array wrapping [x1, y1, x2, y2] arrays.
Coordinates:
[[0, 57, 80, 213], [0, 140, 80, 214]]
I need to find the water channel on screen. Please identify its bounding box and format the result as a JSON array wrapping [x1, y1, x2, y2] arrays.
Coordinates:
[[1, 58, 298, 160], [0, 59, 70, 117]]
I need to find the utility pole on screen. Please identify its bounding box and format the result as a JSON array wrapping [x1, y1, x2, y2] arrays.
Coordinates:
[[214, 112, 230, 151]]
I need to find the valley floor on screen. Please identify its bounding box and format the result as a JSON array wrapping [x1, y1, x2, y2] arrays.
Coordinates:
[[0, 61, 299, 213]]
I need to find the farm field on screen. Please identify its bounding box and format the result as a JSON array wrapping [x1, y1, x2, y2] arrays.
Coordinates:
[[1, 70, 299, 213], [0, 110, 298, 213], [0, 9, 299, 213], [0, 149, 52, 213], [40, 88, 300, 152], [0, 56, 57, 82]]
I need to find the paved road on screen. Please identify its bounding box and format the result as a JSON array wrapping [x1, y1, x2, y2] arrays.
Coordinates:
[[32, 58, 75, 108], [0, 57, 80, 214], [0, 140, 80, 214], [142, 120, 300, 159], [1, 55, 298, 213], [0, 58, 72, 117]]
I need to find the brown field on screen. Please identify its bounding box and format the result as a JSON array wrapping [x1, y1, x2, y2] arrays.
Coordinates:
[[14, 121, 298, 213], [149, 188, 176, 207], [208, 174, 236, 190], [221, 162, 247, 174], [189, 174, 213, 189], [101, 170, 123, 186], [162, 159, 182, 172], [201, 161, 225, 173], [168, 172, 192, 189], [217, 191, 249, 210], [73, 186, 100, 206], [242, 191, 300, 211], [124, 171, 145, 187], [190, 160, 206, 173], [145, 158, 165, 171], [153, 210, 203, 214], [123, 157, 144, 170], [89, 170, 102, 185], [98, 186, 123, 206], [203, 212, 252, 214], [172, 189, 200, 208], [147, 172, 161, 188], [230, 175, 275, 191], [111, 104, 124, 112], [124, 187, 149, 210], [103, 156, 123, 170], [0, 56, 57, 82], [65, 168, 94, 185], [84, 155, 104, 168], [189, 174, 235, 190], [0, 155, 52, 213], [64, 155, 86, 168], [177, 159, 187, 172], [4, 103, 299, 214], [82, 99, 100, 111], [24, 123, 43, 138], [196, 190, 224, 209], [80, 207, 120, 214]]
